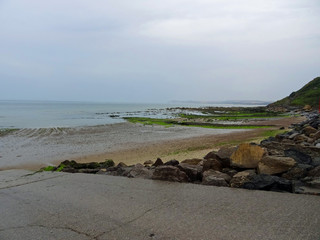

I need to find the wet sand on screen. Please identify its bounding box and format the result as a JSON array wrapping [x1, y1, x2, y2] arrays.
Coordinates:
[[0, 117, 302, 170]]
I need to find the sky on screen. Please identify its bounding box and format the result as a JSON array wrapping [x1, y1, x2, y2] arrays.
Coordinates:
[[0, 0, 319, 103]]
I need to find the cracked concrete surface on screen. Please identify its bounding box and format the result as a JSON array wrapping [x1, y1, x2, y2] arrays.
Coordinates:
[[0, 170, 319, 240]]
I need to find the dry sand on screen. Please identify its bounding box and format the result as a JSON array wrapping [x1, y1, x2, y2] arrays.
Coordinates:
[[0, 117, 302, 170]]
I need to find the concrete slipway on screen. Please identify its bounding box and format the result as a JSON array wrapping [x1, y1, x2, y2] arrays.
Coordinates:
[[0, 170, 319, 240]]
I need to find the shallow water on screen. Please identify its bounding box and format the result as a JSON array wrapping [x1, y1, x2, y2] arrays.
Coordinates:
[[0, 100, 261, 128]]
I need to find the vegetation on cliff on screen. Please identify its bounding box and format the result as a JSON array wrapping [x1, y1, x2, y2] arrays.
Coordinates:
[[269, 76, 320, 109]]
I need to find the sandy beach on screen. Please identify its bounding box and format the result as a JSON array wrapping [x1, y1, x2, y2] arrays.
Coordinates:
[[0, 116, 302, 170]]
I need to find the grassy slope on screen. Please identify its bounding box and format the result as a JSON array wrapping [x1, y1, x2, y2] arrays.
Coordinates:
[[270, 76, 320, 108]]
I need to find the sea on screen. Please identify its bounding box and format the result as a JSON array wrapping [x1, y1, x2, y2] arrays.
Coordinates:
[[0, 100, 264, 129]]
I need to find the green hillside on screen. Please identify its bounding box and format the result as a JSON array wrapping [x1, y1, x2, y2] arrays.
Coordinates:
[[269, 77, 320, 109]]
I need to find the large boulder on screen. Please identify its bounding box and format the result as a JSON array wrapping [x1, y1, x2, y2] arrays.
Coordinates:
[[230, 143, 266, 168], [216, 146, 237, 167], [284, 148, 312, 165], [230, 170, 256, 188], [304, 177, 320, 189], [178, 163, 203, 182], [117, 162, 128, 168], [164, 159, 180, 166], [152, 158, 163, 167], [293, 134, 311, 143], [302, 126, 317, 137], [202, 158, 222, 172], [204, 151, 219, 160], [312, 130, 320, 141], [102, 166, 132, 176], [128, 164, 154, 179], [293, 181, 320, 195], [243, 174, 293, 193], [202, 170, 231, 187], [258, 156, 296, 175], [181, 158, 202, 165], [152, 166, 189, 182], [282, 167, 307, 180], [308, 166, 320, 177], [78, 169, 100, 174], [144, 160, 154, 166]]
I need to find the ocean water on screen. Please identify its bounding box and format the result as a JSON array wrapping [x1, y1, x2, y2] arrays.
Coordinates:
[[0, 100, 263, 129]]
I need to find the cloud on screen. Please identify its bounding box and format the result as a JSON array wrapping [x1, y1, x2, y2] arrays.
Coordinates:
[[0, 0, 319, 102], [138, 1, 320, 45]]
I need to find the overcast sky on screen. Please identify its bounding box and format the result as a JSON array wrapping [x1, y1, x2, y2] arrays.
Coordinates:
[[0, 0, 319, 103]]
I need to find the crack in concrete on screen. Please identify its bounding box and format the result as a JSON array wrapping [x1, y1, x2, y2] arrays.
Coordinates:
[[0, 224, 98, 240], [0, 175, 65, 190], [98, 198, 173, 239]]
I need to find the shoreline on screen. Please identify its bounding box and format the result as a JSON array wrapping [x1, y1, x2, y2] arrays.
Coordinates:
[[0, 116, 303, 171]]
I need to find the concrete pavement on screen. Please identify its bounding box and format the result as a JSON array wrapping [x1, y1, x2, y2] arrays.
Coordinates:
[[0, 170, 319, 240]]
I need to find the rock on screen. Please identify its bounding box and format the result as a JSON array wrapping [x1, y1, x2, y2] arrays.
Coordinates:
[[293, 181, 320, 195], [100, 159, 115, 168], [117, 162, 127, 168], [78, 169, 100, 174], [288, 132, 300, 140], [202, 159, 222, 172], [308, 166, 320, 177], [152, 166, 189, 182], [101, 166, 132, 176], [303, 105, 312, 111], [284, 148, 312, 165], [230, 170, 256, 188], [281, 139, 295, 145], [202, 170, 231, 186], [304, 177, 320, 189], [60, 160, 101, 170], [258, 156, 296, 175], [181, 158, 203, 165], [260, 141, 288, 156], [230, 143, 266, 168], [243, 174, 293, 193], [216, 146, 237, 167], [221, 168, 238, 177], [312, 131, 320, 141], [204, 151, 218, 160], [144, 160, 154, 166], [61, 167, 79, 173], [293, 134, 310, 143], [152, 158, 163, 167], [178, 163, 202, 182], [128, 164, 154, 179], [303, 126, 317, 137], [282, 167, 307, 180], [216, 146, 236, 160], [164, 159, 179, 166]]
